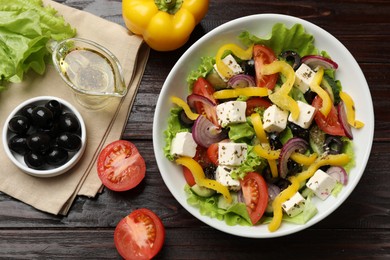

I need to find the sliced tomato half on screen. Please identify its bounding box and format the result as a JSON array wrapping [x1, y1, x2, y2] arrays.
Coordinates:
[[253, 45, 278, 90], [240, 172, 268, 225], [245, 97, 272, 116], [192, 77, 219, 126], [114, 208, 165, 260], [97, 140, 146, 191], [312, 95, 346, 136]]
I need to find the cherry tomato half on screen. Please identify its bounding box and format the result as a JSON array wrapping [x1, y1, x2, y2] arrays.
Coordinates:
[[114, 208, 165, 260], [253, 45, 278, 90], [245, 97, 272, 116], [240, 172, 268, 225], [312, 95, 346, 136], [97, 140, 146, 191], [192, 77, 219, 126], [182, 146, 212, 186], [182, 166, 196, 186]]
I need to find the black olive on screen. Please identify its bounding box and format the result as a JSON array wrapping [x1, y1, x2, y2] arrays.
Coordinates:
[[8, 135, 29, 155], [280, 50, 301, 70], [204, 164, 216, 180], [27, 132, 51, 152], [46, 147, 69, 166], [304, 90, 317, 105], [324, 136, 344, 154], [20, 104, 36, 121], [31, 106, 54, 129], [275, 178, 291, 191], [58, 112, 80, 133], [178, 110, 194, 128], [289, 123, 310, 142], [241, 59, 255, 76], [56, 132, 82, 152], [24, 151, 45, 169], [45, 100, 63, 119], [287, 159, 302, 176], [8, 115, 30, 135], [268, 132, 283, 150]]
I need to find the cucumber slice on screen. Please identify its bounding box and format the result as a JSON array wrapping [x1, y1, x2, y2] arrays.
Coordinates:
[[206, 69, 227, 90], [217, 192, 238, 210], [309, 124, 326, 154], [190, 184, 216, 197]]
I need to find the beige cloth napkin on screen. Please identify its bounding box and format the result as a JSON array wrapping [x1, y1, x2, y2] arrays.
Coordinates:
[[0, 0, 149, 215]]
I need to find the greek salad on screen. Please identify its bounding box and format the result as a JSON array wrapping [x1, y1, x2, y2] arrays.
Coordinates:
[[163, 23, 364, 232]]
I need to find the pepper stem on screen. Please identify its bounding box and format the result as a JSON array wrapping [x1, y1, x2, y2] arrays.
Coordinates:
[[154, 0, 183, 15]]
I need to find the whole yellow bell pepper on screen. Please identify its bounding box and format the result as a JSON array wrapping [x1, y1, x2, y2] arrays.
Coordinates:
[[122, 0, 209, 51]]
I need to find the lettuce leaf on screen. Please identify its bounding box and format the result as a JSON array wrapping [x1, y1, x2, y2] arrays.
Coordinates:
[[238, 23, 318, 57], [186, 56, 215, 87], [0, 0, 76, 89]]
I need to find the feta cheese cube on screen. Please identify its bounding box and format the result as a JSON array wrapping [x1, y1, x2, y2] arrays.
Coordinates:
[[282, 192, 306, 217], [170, 132, 197, 158], [213, 54, 243, 81], [218, 142, 248, 166], [216, 165, 241, 191], [306, 169, 337, 200], [294, 63, 316, 93], [262, 105, 289, 133], [288, 101, 316, 129], [216, 101, 247, 127]]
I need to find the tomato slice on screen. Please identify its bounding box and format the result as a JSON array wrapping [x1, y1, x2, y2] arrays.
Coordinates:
[[245, 97, 272, 116], [192, 77, 219, 126], [240, 172, 268, 225], [97, 140, 146, 191], [312, 95, 346, 136], [114, 208, 165, 260], [206, 143, 219, 165], [253, 45, 278, 90]]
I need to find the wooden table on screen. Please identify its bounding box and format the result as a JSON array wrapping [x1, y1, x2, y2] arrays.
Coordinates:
[[1, 0, 389, 259]]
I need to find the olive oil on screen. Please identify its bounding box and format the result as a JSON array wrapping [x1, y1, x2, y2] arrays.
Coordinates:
[[60, 48, 115, 94]]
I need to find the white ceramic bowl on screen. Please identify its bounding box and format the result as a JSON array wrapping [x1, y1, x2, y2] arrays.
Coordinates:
[[3, 96, 87, 178], [153, 14, 374, 238]]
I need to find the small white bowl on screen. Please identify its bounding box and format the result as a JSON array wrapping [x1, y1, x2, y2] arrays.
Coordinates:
[[2, 96, 87, 178]]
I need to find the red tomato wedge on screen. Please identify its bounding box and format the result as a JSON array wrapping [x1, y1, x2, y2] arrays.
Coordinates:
[[182, 166, 196, 186], [206, 142, 219, 166], [192, 77, 219, 126], [253, 45, 278, 90], [97, 140, 146, 192], [114, 208, 165, 260], [245, 97, 272, 116], [240, 172, 268, 225], [312, 95, 346, 136]]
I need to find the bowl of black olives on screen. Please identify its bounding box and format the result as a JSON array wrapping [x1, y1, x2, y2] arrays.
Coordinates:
[[2, 96, 86, 177]]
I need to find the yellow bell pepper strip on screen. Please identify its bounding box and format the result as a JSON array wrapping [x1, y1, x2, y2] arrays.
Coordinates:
[[290, 152, 318, 166], [170, 96, 199, 120], [215, 44, 254, 79], [122, 0, 209, 51], [253, 145, 280, 160], [261, 61, 300, 120], [339, 91, 365, 129], [309, 67, 332, 117], [175, 156, 232, 203], [268, 153, 350, 232], [213, 87, 268, 100], [251, 113, 279, 178]]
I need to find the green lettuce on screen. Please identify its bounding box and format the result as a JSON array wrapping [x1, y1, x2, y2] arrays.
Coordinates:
[[185, 185, 252, 226], [238, 23, 318, 57], [0, 0, 76, 89], [186, 56, 215, 87]]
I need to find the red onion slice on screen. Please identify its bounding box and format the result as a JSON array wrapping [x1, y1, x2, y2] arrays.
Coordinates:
[[187, 93, 216, 109], [279, 137, 309, 178], [326, 166, 348, 185], [301, 55, 338, 70], [192, 115, 227, 148], [267, 183, 281, 201], [227, 74, 256, 88], [337, 101, 353, 139]]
